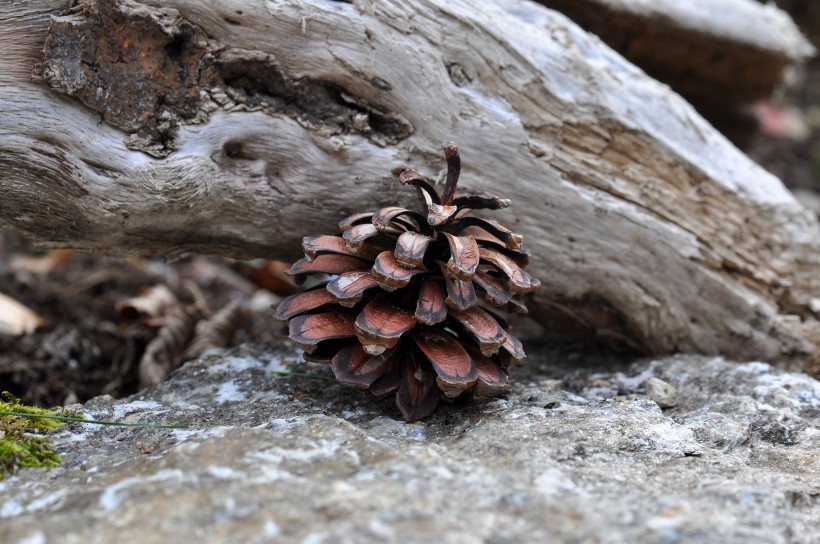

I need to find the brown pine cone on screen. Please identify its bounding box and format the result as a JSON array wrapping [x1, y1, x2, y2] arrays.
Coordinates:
[[274, 142, 539, 422]]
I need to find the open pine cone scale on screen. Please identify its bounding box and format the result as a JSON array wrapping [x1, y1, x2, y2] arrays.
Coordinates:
[[274, 142, 539, 422]]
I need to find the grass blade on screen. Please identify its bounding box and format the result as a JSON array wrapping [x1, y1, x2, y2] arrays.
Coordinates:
[[0, 411, 188, 429], [270, 369, 335, 381]]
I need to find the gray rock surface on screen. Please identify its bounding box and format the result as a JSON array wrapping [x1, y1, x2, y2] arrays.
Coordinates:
[[0, 341, 818, 544]]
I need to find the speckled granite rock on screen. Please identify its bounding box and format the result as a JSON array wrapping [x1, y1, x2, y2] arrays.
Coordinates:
[[1, 342, 818, 544]]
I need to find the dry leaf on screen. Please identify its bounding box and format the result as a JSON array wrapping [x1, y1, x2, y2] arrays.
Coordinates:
[[247, 259, 299, 295], [183, 302, 250, 360], [117, 285, 178, 324], [9, 249, 73, 276], [0, 292, 45, 335], [138, 306, 197, 388]]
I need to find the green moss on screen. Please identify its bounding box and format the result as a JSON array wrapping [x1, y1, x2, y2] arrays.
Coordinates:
[[0, 392, 65, 480]]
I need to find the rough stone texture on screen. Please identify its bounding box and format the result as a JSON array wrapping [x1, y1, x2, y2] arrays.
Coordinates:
[[1, 341, 818, 543], [643, 376, 678, 408]]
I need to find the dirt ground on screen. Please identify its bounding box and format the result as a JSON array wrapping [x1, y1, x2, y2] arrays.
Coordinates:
[[0, 233, 287, 407]]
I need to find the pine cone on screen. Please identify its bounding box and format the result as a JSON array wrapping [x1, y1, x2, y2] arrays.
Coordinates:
[[274, 142, 539, 422]]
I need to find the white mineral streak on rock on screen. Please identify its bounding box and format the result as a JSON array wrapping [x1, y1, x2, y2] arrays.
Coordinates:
[[98, 469, 187, 512], [214, 380, 246, 404], [110, 400, 164, 420]]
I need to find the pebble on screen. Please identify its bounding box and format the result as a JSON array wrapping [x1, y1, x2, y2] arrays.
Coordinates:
[[644, 377, 679, 408]]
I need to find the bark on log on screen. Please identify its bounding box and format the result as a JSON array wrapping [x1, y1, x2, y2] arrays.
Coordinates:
[[1, 0, 819, 372]]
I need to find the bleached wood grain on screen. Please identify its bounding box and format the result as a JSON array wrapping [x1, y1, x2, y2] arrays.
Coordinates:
[[588, 0, 813, 60]]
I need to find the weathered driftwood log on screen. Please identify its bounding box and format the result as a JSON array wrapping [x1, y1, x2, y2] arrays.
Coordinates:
[[539, 0, 814, 104], [538, 0, 815, 145], [1, 0, 819, 372]]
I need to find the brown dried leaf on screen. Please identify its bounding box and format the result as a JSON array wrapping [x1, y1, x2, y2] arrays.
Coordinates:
[[396, 351, 439, 422], [184, 302, 250, 360], [273, 288, 337, 320], [394, 231, 432, 269], [450, 306, 508, 355], [182, 279, 212, 317], [138, 306, 197, 388], [327, 271, 379, 307], [443, 233, 479, 281], [248, 260, 298, 295], [117, 285, 178, 323], [9, 249, 74, 276], [411, 328, 477, 397], [332, 343, 395, 388], [354, 295, 417, 355], [414, 278, 448, 325], [187, 259, 259, 296], [437, 262, 477, 310], [0, 292, 45, 335], [288, 311, 357, 353], [372, 251, 425, 290]]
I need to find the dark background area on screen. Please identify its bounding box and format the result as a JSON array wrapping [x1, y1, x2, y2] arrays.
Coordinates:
[[749, 0, 820, 207]]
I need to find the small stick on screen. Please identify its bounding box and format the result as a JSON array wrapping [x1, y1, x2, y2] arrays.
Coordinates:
[[440, 141, 460, 206]]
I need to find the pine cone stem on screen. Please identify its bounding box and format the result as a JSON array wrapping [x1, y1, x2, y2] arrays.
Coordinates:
[[441, 141, 461, 206]]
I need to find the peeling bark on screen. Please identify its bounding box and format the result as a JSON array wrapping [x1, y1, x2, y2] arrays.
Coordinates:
[[1, 0, 819, 372]]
